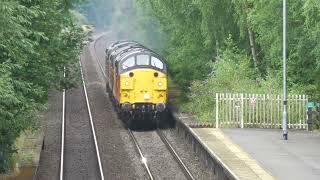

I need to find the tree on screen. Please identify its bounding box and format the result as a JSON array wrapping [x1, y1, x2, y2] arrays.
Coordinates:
[[0, 0, 85, 173]]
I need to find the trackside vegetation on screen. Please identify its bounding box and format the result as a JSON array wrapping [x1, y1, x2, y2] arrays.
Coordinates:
[[134, 0, 320, 122], [0, 0, 86, 173], [79, 0, 319, 122], [1, 0, 320, 173]]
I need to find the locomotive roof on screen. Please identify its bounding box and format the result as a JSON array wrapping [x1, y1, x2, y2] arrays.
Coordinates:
[[109, 44, 145, 61], [107, 41, 140, 56], [108, 40, 139, 49], [107, 41, 167, 66], [114, 47, 148, 63], [108, 41, 139, 52], [116, 48, 165, 64]]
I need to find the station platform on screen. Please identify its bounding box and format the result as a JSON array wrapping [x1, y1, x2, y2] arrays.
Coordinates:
[[192, 128, 320, 180]]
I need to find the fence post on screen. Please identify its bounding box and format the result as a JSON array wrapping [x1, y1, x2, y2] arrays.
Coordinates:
[[317, 102, 320, 126], [307, 106, 313, 131], [216, 93, 219, 128], [241, 93, 244, 128]]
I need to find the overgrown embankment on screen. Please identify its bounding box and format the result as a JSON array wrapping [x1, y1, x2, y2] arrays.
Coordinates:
[[79, 1, 320, 121], [135, 0, 320, 122], [0, 0, 86, 173]]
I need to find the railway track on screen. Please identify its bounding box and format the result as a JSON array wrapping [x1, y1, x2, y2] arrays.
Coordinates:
[[93, 34, 195, 180], [59, 60, 104, 180]]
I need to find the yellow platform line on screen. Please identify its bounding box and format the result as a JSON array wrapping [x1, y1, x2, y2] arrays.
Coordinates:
[[210, 129, 275, 180]]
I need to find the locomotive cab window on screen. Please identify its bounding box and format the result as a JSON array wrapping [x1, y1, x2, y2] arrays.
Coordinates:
[[137, 55, 150, 66], [151, 57, 164, 69], [122, 56, 135, 70]]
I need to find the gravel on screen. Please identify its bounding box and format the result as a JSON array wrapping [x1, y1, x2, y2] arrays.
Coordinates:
[[132, 130, 187, 180], [36, 91, 62, 180], [63, 86, 100, 180], [162, 128, 215, 180]]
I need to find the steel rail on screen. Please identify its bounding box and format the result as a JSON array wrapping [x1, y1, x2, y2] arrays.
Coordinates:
[[79, 59, 105, 180], [128, 129, 155, 180], [59, 67, 66, 180], [92, 35, 154, 180], [93, 34, 107, 79], [157, 129, 195, 180]]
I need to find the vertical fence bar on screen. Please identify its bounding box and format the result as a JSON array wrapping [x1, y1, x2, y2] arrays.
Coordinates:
[[255, 94, 258, 126], [266, 94, 271, 128], [232, 94, 235, 127], [287, 95, 292, 128], [224, 93, 227, 127], [295, 95, 298, 129], [277, 95, 280, 128], [222, 93, 225, 127], [221, 93, 224, 127], [305, 95, 308, 129], [216, 93, 219, 128], [258, 94, 262, 126], [248, 94, 251, 126], [298, 95, 302, 129], [246, 94, 248, 126], [223, 93, 226, 126], [271, 94, 275, 128], [263, 94, 266, 127], [241, 94, 244, 128], [229, 93, 232, 126]]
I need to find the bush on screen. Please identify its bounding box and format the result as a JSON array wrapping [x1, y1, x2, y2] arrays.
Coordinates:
[[182, 37, 282, 122]]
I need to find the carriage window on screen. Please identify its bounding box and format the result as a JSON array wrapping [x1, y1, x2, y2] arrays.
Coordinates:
[[137, 55, 150, 66], [122, 56, 135, 69], [151, 57, 164, 69]]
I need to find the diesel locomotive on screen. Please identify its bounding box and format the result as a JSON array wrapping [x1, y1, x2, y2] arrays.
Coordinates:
[[105, 41, 168, 127]]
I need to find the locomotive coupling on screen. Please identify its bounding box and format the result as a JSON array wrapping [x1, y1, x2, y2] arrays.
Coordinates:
[[156, 103, 166, 112]]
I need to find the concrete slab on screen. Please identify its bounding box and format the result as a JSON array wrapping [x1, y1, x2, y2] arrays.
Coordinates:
[[192, 128, 275, 180], [222, 129, 320, 180]]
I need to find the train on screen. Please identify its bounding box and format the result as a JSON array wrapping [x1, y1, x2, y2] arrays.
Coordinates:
[[105, 41, 168, 127]]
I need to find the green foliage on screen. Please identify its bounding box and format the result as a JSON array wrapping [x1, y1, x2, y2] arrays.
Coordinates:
[[182, 38, 282, 122], [139, 0, 319, 100], [0, 0, 85, 173]]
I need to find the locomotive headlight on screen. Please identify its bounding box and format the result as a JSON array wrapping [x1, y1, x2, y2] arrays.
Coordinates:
[[144, 93, 150, 100], [156, 103, 166, 112], [158, 82, 162, 87], [125, 81, 129, 86]]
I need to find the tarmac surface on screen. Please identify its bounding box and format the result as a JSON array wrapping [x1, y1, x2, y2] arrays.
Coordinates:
[[222, 128, 320, 180]]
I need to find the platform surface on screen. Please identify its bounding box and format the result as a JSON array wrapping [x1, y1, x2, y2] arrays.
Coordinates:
[[192, 128, 275, 180], [222, 128, 320, 180]]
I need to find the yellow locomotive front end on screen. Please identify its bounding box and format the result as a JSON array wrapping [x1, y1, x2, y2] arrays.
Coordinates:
[[117, 53, 168, 117], [106, 43, 168, 126], [120, 68, 167, 113]]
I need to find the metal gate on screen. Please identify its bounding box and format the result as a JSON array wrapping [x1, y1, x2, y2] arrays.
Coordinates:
[[215, 93, 308, 129]]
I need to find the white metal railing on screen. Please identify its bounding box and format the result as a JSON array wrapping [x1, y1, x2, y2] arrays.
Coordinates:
[[215, 93, 308, 129]]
